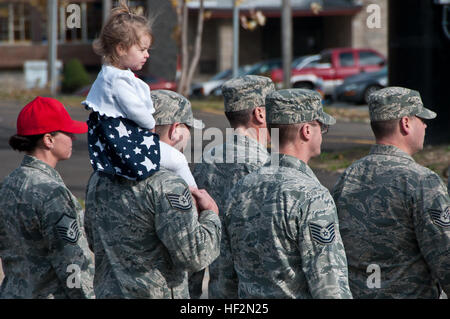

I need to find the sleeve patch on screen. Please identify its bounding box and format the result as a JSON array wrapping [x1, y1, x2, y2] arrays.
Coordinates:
[[430, 206, 450, 228], [56, 214, 81, 244], [166, 188, 193, 211], [309, 222, 336, 245]]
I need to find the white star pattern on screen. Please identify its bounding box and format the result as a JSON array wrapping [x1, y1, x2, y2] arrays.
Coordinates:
[[116, 121, 130, 138], [141, 156, 156, 171], [133, 147, 142, 154], [95, 139, 104, 152], [109, 134, 115, 139], [93, 152, 98, 157], [142, 135, 155, 149]]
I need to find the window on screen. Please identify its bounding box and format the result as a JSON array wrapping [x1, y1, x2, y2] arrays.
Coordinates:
[[0, 3, 31, 43], [358, 51, 385, 66], [339, 52, 355, 67]]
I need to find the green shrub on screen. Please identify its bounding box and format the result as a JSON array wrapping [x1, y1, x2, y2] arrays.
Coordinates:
[[61, 59, 90, 93]]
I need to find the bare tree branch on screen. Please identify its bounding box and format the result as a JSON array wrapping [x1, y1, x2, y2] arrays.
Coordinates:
[[184, 0, 204, 96]]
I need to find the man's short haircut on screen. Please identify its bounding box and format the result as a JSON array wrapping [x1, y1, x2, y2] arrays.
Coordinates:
[[370, 119, 399, 140], [154, 124, 170, 137], [225, 108, 255, 128], [268, 123, 305, 147]]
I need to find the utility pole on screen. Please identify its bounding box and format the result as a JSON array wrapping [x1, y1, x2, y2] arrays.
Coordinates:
[[103, 0, 112, 26], [232, 0, 240, 78], [281, 0, 292, 89], [47, 0, 58, 96]]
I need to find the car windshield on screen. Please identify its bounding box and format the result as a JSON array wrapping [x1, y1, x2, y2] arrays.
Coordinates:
[[210, 69, 232, 81], [244, 59, 282, 75], [292, 55, 320, 69]]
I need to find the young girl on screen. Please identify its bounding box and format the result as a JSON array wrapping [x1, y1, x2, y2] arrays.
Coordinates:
[[82, 1, 160, 180]]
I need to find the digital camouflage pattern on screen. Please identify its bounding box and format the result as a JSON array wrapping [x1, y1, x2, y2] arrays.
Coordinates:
[[368, 86, 437, 122], [332, 144, 450, 298], [219, 154, 352, 298], [84, 168, 221, 298], [192, 133, 270, 298], [151, 90, 204, 129], [265, 89, 336, 125], [222, 75, 275, 112], [0, 155, 94, 299]]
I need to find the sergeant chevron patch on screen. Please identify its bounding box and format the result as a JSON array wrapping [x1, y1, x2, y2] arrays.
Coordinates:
[[166, 188, 193, 211], [309, 222, 336, 245], [55, 214, 81, 244], [429, 207, 450, 228]]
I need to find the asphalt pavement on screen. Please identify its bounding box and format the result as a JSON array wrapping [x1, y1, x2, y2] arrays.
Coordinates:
[[0, 99, 374, 199]]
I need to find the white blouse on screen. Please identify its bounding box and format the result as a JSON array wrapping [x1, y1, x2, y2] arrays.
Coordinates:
[[82, 64, 155, 129]]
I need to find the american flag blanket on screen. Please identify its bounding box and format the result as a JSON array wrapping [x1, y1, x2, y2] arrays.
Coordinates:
[[87, 112, 160, 181]]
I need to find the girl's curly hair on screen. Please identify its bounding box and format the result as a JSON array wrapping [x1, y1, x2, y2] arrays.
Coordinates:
[[93, 0, 153, 66]]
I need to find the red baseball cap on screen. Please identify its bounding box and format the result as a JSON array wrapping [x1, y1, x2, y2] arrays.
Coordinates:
[[17, 96, 88, 136]]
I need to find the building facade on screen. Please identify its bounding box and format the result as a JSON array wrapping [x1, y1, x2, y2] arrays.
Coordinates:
[[0, 0, 387, 88]]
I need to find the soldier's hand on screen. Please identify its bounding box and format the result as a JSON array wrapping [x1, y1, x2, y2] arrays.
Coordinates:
[[189, 187, 219, 215]]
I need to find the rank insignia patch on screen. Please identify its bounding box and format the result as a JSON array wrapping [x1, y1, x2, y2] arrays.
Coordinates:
[[56, 214, 81, 244], [430, 206, 450, 228], [166, 188, 193, 211], [309, 222, 336, 245]]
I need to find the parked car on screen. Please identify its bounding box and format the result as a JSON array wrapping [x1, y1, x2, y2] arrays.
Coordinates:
[[190, 65, 252, 97], [242, 58, 282, 77], [334, 66, 388, 104], [270, 48, 386, 97], [75, 74, 177, 96], [139, 74, 177, 91]]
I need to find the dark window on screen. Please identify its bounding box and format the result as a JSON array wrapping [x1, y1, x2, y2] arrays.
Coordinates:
[[339, 52, 355, 67], [358, 51, 385, 66]]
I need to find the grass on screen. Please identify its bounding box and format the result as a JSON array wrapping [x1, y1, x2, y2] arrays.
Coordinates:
[[309, 144, 450, 183], [0, 88, 86, 109]]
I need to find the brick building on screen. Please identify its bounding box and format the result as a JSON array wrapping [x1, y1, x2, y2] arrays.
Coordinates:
[[0, 0, 387, 88]]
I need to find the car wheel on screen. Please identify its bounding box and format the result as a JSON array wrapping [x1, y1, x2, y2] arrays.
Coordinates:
[[293, 82, 314, 90], [363, 85, 382, 104]]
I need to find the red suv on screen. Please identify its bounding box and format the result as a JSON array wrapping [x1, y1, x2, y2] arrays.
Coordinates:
[[271, 48, 386, 97]]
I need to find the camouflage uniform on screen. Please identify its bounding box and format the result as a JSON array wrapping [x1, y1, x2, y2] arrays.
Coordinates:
[[332, 87, 450, 298], [0, 155, 94, 299], [192, 75, 274, 298], [84, 168, 221, 299], [220, 89, 352, 298]]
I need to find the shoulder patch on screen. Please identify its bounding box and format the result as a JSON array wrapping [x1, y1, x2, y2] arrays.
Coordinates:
[[429, 206, 450, 228], [166, 188, 193, 211], [309, 222, 336, 245], [55, 214, 81, 244]]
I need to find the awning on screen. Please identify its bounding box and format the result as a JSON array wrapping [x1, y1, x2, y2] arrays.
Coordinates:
[[187, 0, 363, 17]]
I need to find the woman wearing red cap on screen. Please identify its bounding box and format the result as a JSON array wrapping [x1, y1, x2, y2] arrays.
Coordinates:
[[0, 96, 94, 299]]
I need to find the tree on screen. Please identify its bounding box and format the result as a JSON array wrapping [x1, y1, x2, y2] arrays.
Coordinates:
[[171, 0, 205, 97]]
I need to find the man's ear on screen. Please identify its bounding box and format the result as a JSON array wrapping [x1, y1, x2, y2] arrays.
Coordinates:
[[253, 107, 266, 125], [300, 123, 312, 141], [399, 116, 411, 135], [168, 122, 180, 141]]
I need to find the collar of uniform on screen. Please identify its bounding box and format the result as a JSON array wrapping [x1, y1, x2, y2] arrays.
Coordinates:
[[369, 144, 415, 162], [276, 153, 316, 179], [21, 155, 64, 183]]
